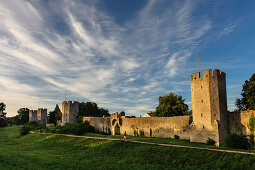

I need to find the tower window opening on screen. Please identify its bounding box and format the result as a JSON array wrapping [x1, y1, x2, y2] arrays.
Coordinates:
[[201, 86, 202, 89], [201, 100, 203, 103], [201, 113, 203, 117], [213, 84, 215, 88], [203, 125, 205, 129]]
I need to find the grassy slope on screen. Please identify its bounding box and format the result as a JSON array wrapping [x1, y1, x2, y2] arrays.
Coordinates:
[[83, 133, 218, 148], [0, 126, 255, 170]]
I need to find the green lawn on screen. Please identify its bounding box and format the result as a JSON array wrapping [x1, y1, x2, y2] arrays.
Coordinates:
[[0, 126, 255, 169]]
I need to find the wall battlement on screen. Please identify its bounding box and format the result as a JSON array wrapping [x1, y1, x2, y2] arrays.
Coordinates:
[[29, 108, 47, 125], [190, 69, 225, 81]]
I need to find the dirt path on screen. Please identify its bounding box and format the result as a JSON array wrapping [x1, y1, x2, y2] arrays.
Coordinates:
[[38, 132, 255, 155]]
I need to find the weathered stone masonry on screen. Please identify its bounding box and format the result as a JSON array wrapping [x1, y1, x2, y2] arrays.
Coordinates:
[[29, 108, 47, 126], [83, 69, 255, 146], [62, 101, 79, 125], [190, 69, 228, 145], [84, 112, 190, 139]]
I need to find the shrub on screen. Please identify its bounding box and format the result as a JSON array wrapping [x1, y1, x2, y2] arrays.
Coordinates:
[[20, 125, 31, 135], [20, 121, 44, 136], [223, 133, 250, 150], [139, 130, 145, 137], [56, 121, 95, 135], [134, 130, 138, 137], [206, 138, 216, 146], [174, 135, 179, 139], [189, 116, 193, 125], [249, 134, 255, 147], [46, 126, 56, 133]]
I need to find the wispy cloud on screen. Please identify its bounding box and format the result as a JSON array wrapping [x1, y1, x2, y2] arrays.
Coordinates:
[[0, 0, 239, 116]]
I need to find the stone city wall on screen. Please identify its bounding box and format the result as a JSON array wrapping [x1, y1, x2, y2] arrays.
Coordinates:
[[84, 115, 190, 139], [121, 116, 190, 139], [228, 110, 255, 135], [83, 117, 111, 134]]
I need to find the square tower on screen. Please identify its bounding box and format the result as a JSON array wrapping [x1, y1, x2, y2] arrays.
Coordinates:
[[62, 101, 79, 125], [37, 108, 47, 126], [29, 110, 37, 122], [190, 69, 228, 145]]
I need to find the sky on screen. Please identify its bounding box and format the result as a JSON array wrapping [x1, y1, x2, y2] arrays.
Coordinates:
[[0, 0, 255, 117]]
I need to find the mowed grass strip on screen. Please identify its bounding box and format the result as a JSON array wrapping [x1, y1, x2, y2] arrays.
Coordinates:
[[0, 126, 255, 170]]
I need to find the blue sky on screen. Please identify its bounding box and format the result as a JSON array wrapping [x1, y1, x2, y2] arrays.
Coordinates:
[[0, 0, 254, 117]]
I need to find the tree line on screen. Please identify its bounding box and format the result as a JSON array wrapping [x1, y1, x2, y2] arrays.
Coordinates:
[[0, 102, 110, 127]]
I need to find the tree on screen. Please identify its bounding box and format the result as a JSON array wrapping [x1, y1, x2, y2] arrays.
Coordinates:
[[78, 102, 110, 117], [6, 115, 20, 125], [17, 108, 29, 125], [48, 104, 62, 126], [153, 92, 189, 117], [120, 111, 125, 115], [0, 102, 7, 127], [236, 73, 255, 111]]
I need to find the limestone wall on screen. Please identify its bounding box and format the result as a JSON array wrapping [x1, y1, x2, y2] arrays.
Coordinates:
[[84, 115, 190, 139], [190, 121, 219, 145], [121, 116, 190, 139], [228, 110, 255, 135], [83, 117, 111, 134]]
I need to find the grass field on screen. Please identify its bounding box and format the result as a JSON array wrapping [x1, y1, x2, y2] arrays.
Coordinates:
[[83, 133, 219, 148], [1, 126, 255, 169]]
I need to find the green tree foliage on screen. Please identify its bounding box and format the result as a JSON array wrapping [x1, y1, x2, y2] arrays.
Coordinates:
[[48, 104, 62, 125], [55, 122, 95, 135], [17, 108, 29, 125], [120, 111, 125, 115], [153, 92, 189, 117], [0, 102, 7, 127], [223, 133, 250, 150], [248, 114, 255, 134], [20, 121, 43, 136], [235, 73, 255, 111], [78, 102, 110, 117]]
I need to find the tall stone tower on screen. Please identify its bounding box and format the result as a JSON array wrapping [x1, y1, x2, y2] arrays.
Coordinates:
[[37, 108, 47, 126], [29, 110, 37, 122], [190, 69, 228, 146], [62, 101, 79, 125]]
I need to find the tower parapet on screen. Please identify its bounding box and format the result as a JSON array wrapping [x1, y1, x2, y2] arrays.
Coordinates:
[[190, 69, 228, 146], [29, 108, 47, 125], [62, 101, 79, 125]]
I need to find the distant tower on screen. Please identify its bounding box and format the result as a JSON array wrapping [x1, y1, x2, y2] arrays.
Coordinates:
[[190, 69, 228, 146], [29, 110, 37, 122], [62, 101, 79, 125], [37, 108, 47, 126]]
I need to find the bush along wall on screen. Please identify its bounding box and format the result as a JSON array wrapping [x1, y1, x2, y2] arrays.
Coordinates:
[[45, 121, 95, 135]]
